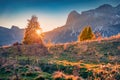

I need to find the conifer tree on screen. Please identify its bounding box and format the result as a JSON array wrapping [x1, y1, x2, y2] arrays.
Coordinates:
[[23, 15, 43, 44], [78, 26, 96, 41]]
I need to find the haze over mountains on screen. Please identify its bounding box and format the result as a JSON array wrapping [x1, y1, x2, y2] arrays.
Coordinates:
[[0, 4, 120, 45]]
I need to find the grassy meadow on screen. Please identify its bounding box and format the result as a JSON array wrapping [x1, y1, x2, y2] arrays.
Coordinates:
[[0, 35, 120, 80]]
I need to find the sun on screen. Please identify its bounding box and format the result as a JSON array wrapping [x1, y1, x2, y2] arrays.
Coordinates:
[[36, 29, 41, 35]]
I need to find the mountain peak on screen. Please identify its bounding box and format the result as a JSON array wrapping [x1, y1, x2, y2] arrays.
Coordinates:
[[69, 10, 80, 17], [116, 4, 120, 7], [97, 4, 113, 10], [69, 10, 79, 14], [116, 4, 120, 9], [66, 10, 80, 25], [11, 25, 20, 30]]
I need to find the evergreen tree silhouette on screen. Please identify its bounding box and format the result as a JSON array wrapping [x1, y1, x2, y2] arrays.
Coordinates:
[[23, 15, 43, 44], [78, 26, 95, 41]]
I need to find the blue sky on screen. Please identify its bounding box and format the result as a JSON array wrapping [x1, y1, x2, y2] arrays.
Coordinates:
[[0, 0, 120, 31]]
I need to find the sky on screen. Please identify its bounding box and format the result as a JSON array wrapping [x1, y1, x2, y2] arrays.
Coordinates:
[[0, 0, 120, 32]]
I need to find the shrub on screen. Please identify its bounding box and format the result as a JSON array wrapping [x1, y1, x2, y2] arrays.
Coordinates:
[[78, 26, 96, 41], [25, 72, 38, 77], [79, 68, 93, 79], [115, 73, 120, 80], [34, 76, 45, 80], [54, 77, 65, 80]]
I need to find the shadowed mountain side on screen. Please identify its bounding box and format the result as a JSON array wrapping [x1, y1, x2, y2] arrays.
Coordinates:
[[0, 26, 24, 46]]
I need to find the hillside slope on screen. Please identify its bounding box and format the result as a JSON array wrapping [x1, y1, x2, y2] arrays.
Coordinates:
[[0, 35, 120, 79]]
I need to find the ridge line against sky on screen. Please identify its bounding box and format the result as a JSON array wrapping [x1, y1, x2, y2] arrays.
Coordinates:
[[0, 0, 120, 32]]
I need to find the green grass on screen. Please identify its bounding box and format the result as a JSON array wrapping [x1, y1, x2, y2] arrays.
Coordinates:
[[0, 37, 120, 79]]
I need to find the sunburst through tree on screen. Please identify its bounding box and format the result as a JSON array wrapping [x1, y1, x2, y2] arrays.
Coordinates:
[[23, 15, 43, 44]]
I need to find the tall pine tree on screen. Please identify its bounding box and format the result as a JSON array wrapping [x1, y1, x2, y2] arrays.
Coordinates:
[[78, 26, 96, 41], [23, 15, 43, 44]]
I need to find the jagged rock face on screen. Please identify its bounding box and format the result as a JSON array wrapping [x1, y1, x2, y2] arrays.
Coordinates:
[[44, 4, 120, 43], [66, 10, 80, 25]]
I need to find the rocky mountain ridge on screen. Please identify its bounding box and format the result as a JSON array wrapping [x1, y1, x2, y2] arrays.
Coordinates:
[[44, 4, 120, 43], [0, 4, 120, 45]]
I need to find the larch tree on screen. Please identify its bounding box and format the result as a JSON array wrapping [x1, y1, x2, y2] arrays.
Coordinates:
[[23, 15, 43, 44], [78, 26, 96, 41]]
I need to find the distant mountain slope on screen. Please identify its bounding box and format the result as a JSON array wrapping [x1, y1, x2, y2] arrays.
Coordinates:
[[0, 26, 24, 46], [44, 4, 120, 43]]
